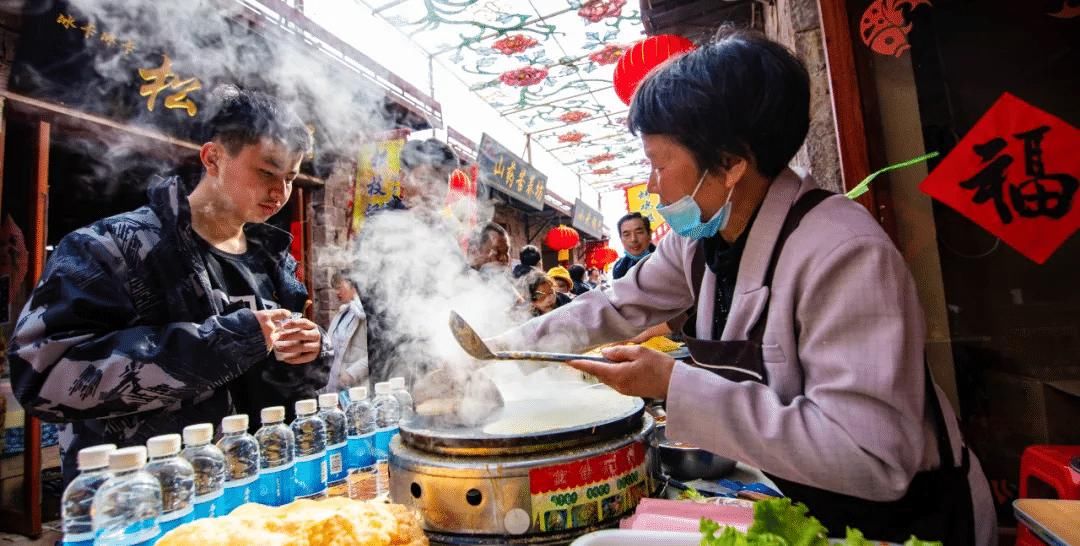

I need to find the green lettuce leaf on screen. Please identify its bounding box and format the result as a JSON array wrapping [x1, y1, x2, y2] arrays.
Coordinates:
[[903, 537, 943, 546], [747, 499, 829, 546]]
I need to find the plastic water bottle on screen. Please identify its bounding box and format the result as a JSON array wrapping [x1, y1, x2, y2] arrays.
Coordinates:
[[180, 424, 225, 519], [317, 393, 348, 496], [60, 444, 116, 546], [216, 415, 259, 514], [344, 386, 378, 500], [91, 446, 162, 545], [144, 434, 195, 540], [388, 376, 415, 421], [253, 406, 295, 506], [291, 399, 327, 499], [371, 381, 401, 495]]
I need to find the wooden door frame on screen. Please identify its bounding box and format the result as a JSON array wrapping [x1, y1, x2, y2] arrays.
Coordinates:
[[0, 116, 47, 539], [816, 0, 900, 242]]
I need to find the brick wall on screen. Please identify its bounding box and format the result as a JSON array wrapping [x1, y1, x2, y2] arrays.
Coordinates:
[[308, 162, 353, 328], [763, 0, 843, 193]]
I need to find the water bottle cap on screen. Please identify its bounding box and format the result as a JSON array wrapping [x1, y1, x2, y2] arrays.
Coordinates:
[[374, 382, 391, 395], [77, 444, 117, 470], [183, 423, 213, 446], [348, 386, 368, 401], [221, 414, 249, 433], [389, 377, 406, 389], [318, 393, 339, 409], [261, 406, 285, 423], [108, 446, 147, 471], [295, 399, 317, 415], [146, 434, 181, 458]]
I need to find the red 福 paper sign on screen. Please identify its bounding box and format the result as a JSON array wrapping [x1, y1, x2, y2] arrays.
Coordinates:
[[919, 93, 1079, 264]]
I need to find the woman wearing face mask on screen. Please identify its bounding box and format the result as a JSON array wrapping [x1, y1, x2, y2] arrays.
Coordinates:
[[489, 29, 994, 544]]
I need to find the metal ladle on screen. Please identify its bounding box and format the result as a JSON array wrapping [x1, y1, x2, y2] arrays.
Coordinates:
[[450, 311, 612, 363]]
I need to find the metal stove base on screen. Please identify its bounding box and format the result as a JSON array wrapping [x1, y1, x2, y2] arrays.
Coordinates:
[[425, 519, 619, 546]]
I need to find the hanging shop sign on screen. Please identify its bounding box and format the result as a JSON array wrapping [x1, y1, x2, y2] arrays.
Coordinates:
[[350, 138, 406, 237], [477, 134, 547, 211], [920, 92, 1079, 264], [622, 183, 669, 243], [571, 199, 604, 240]]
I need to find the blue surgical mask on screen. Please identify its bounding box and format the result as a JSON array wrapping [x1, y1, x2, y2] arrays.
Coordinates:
[[656, 170, 735, 240], [626, 247, 652, 260]]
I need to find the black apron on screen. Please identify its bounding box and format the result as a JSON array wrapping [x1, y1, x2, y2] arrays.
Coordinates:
[[678, 189, 976, 544]]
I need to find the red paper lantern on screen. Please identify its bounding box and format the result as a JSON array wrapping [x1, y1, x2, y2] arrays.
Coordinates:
[[612, 34, 695, 106], [448, 168, 474, 196], [587, 246, 619, 270], [544, 225, 581, 262]]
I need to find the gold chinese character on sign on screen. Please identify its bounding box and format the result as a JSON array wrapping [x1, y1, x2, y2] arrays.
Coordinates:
[[100, 32, 116, 46], [516, 169, 526, 192], [526, 177, 535, 196], [535, 180, 545, 199], [56, 13, 77, 30], [122, 40, 136, 56], [80, 22, 96, 39], [138, 54, 202, 117], [493, 156, 505, 177], [505, 162, 517, 187]]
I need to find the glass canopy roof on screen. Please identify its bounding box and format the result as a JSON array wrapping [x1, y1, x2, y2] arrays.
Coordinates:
[[357, 0, 649, 192]]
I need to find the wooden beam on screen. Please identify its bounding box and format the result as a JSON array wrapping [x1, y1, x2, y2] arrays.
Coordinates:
[[0, 90, 324, 189]]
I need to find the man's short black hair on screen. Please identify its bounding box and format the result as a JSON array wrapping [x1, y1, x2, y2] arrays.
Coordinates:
[[204, 86, 312, 156], [568, 264, 586, 282], [628, 28, 810, 179], [519, 244, 541, 267], [617, 212, 651, 234], [401, 138, 458, 172]]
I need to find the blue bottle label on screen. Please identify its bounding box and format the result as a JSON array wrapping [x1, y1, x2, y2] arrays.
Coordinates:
[[60, 532, 95, 546], [154, 505, 194, 542], [192, 489, 224, 519], [254, 462, 295, 506], [347, 432, 375, 469], [373, 426, 399, 461], [102, 518, 159, 546], [219, 474, 258, 515], [326, 442, 348, 483], [293, 452, 327, 498]]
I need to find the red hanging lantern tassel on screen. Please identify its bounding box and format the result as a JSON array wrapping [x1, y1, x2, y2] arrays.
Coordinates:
[[612, 34, 696, 106], [544, 225, 581, 263]]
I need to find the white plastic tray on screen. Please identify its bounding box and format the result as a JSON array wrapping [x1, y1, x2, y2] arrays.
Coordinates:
[[570, 530, 702, 546]]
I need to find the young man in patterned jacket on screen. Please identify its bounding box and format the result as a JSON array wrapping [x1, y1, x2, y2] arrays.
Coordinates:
[[8, 87, 329, 483]]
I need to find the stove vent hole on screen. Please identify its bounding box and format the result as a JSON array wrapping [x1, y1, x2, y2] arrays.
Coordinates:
[[410, 483, 422, 498], [466, 489, 483, 506]]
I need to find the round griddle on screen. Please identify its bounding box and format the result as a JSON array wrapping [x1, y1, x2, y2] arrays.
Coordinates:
[[400, 395, 645, 456]]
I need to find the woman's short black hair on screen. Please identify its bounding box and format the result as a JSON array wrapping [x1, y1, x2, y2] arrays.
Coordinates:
[[519, 244, 541, 267], [628, 28, 810, 179]]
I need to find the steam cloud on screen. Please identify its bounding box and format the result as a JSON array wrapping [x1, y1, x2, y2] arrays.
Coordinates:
[[48, 0, 597, 419]]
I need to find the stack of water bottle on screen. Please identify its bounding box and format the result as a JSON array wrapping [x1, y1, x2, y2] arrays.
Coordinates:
[[59, 379, 413, 545]]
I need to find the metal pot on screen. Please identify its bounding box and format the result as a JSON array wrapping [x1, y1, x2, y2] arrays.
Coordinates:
[[390, 392, 659, 545], [654, 425, 735, 480]]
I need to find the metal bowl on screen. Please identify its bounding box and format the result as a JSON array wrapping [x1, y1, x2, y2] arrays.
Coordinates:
[[655, 425, 735, 480]]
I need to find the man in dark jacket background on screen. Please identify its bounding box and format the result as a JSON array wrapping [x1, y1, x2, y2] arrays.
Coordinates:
[[611, 212, 657, 280], [8, 88, 328, 482]]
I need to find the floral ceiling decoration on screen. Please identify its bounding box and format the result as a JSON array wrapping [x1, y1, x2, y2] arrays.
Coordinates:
[[358, 0, 651, 193]]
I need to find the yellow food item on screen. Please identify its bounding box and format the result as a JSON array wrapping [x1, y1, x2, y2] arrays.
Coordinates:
[[639, 336, 683, 353], [157, 497, 427, 546]]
